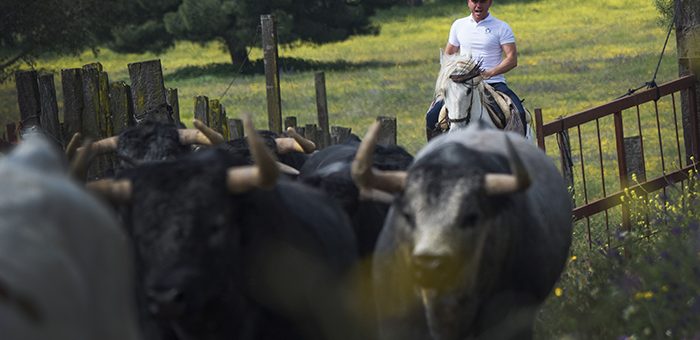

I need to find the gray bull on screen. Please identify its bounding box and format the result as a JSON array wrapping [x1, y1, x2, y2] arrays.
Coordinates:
[[0, 134, 141, 340], [353, 123, 573, 340]]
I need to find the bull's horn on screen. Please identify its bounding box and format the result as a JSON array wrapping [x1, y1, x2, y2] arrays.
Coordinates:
[[285, 127, 316, 153], [193, 119, 225, 144], [76, 136, 119, 157], [277, 161, 300, 176], [275, 137, 305, 154], [65, 132, 82, 160], [70, 138, 93, 181], [227, 115, 279, 193], [483, 136, 531, 195], [86, 178, 132, 203], [351, 121, 407, 193]]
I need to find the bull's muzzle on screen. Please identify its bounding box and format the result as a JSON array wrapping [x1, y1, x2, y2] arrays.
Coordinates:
[[147, 287, 186, 319], [411, 254, 460, 290]]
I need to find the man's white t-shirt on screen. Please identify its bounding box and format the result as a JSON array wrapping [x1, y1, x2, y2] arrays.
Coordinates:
[[448, 14, 515, 84]]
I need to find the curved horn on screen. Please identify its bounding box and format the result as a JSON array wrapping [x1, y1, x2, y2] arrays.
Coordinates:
[[65, 132, 82, 160], [275, 137, 305, 154], [227, 115, 279, 193], [86, 178, 132, 203], [70, 138, 94, 182], [483, 136, 532, 195], [194, 119, 225, 144], [351, 121, 407, 193], [285, 127, 316, 153], [75, 136, 119, 157]]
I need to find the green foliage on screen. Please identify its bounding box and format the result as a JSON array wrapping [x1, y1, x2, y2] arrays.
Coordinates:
[[537, 170, 700, 338], [653, 0, 674, 27]]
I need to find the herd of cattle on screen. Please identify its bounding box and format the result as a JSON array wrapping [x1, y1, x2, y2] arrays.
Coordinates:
[[0, 114, 573, 340]]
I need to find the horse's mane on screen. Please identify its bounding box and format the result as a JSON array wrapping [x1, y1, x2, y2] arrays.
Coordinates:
[[434, 53, 483, 100]]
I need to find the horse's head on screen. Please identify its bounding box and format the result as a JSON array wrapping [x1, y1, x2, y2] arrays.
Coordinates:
[[435, 54, 495, 131]]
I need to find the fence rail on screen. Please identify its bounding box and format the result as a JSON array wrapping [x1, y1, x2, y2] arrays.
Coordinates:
[[534, 74, 699, 248]]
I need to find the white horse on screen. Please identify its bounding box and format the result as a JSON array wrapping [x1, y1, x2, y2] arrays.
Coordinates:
[[434, 52, 534, 141]]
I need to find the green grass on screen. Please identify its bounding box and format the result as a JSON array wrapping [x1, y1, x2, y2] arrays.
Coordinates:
[[0, 0, 679, 155]]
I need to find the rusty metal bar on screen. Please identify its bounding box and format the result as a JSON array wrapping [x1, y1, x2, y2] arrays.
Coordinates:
[[572, 163, 695, 220], [614, 111, 631, 232], [689, 84, 700, 162], [541, 75, 696, 137], [595, 119, 611, 242], [576, 125, 592, 249], [635, 105, 646, 177]]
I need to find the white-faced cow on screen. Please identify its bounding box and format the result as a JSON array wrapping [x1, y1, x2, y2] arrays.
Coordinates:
[[0, 134, 142, 340], [353, 122, 573, 340], [91, 117, 370, 340]]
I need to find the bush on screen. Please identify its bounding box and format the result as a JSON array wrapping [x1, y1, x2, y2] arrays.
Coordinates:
[[537, 169, 700, 339]]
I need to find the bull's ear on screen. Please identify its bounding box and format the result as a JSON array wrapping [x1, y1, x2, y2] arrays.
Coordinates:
[[483, 136, 531, 195], [227, 114, 279, 193], [351, 121, 407, 194]]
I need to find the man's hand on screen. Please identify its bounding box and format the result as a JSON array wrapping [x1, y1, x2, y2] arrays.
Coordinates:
[[481, 69, 494, 80]]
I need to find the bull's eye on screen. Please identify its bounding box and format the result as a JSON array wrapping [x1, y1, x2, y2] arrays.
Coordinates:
[[459, 213, 478, 229]]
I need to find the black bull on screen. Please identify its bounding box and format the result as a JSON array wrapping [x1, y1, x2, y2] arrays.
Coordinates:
[[113, 147, 373, 340]]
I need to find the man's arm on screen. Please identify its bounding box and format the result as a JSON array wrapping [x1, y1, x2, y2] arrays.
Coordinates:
[[445, 42, 459, 55], [481, 43, 517, 79]]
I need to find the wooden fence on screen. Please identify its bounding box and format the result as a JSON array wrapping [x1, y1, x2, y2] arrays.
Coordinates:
[[534, 75, 699, 249]]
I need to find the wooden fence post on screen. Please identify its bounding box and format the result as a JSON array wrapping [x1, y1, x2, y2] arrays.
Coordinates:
[[167, 88, 181, 126], [676, 0, 700, 163], [376, 116, 397, 145], [61, 68, 84, 142], [228, 119, 244, 140], [284, 116, 297, 130], [15, 70, 41, 129], [81, 63, 112, 178], [128, 59, 169, 123], [209, 99, 223, 133], [331, 126, 352, 145], [315, 72, 331, 148], [194, 96, 209, 125], [37, 73, 63, 146], [6, 123, 17, 144], [110, 81, 134, 135], [261, 14, 282, 134], [304, 124, 319, 146]]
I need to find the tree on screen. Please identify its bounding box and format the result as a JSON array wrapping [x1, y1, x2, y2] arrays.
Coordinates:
[[107, 0, 389, 67], [0, 0, 122, 80]]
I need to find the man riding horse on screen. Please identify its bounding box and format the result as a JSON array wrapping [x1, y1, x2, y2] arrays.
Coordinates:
[[426, 0, 527, 141]]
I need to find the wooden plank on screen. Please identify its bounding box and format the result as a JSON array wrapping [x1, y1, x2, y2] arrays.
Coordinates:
[[315, 72, 331, 148], [194, 96, 209, 125], [304, 124, 319, 145], [128, 59, 168, 123], [37, 73, 62, 146], [209, 99, 223, 133], [284, 116, 297, 129], [61, 68, 84, 141], [376, 116, 397, 146], [167, 88, 181, 126], [261, 14, 282, 134], [331, 126, 352, 145], [15, 70, 41, 127], [110, 81, 134, 135], [227, 119, 244, 140]]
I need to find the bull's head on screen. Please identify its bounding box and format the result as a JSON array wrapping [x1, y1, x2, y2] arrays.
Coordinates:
[[352, 122, 530, 292]]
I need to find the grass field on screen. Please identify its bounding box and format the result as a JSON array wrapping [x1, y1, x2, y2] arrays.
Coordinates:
[[0, 0, 679, 155], [1, 0, 697, 337]]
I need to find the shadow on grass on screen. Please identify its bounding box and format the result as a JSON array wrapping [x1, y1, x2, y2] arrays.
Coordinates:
[[164, 57, 415, 81]]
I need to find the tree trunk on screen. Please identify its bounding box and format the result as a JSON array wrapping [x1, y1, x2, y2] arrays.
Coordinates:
[[223, 36, 250, 67], [675, 0, 700, 163]]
